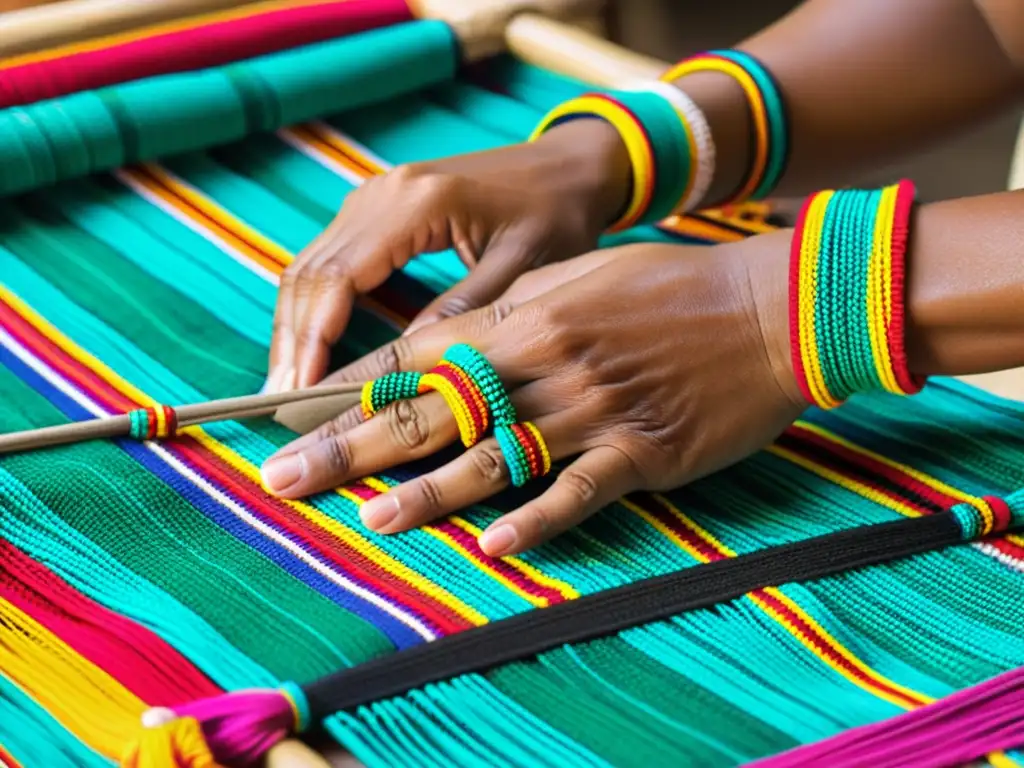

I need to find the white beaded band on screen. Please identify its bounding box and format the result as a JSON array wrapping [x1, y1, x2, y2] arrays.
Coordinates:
[[621, 79, 715, 213]]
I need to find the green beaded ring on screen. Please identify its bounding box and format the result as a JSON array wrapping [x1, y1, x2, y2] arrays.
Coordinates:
[[361, 371, 423, 420], [442, 344, 517, 426], [495, 425, 531, 487]]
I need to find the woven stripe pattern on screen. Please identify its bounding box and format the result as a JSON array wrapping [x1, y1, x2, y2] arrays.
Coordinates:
[[0, 13, 1022, 768]]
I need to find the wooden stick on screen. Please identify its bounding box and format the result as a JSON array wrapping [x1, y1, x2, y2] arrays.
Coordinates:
[[0, 383, 365, 455], [505, 12, 667, 86], [0, 0, 259, 57]]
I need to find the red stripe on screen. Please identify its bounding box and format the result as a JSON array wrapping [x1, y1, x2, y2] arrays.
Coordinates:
[[168, 440, 471, 635], [886, 180, 924, 395], [788, 193, 817, 405], [0, 538, 219, 704], [985, 537, 1024, 563], [985, 496, 1012, 534], [785, 424, 957, 511], [753, 589, 925, 708], [0, 744, 22, 768], [511, 423, 542, 478], [430, 521, 568, 606], [1, 291, 472, 635], [0, 298, 135, 412], [0, 0, 414, 109], [631, 493, 731, 563]]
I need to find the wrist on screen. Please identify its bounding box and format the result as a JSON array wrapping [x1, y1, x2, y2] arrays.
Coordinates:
[[735, 229, 805, 409], [528, 118, 631, 233]]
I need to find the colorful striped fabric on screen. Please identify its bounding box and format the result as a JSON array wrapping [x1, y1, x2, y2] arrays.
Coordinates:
[[0, 0, 414, 108], [0, 15, 1022, 768]]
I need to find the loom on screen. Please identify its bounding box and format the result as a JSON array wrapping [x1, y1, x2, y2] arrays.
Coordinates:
[[0, 2, 1022, 767]]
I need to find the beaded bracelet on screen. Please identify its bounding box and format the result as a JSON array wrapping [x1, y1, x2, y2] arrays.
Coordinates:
[[661, 50, 788, 205], [790, 179, 923, 409], [530, 87, 704, 231]]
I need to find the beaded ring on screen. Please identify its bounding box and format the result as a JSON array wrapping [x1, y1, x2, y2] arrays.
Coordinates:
[[360, 372, 422, 421], [417, 361, 490, 447], [789, 179, 923, 409], [495, 422, 552, 488], [127, 405, 178, 440], [440, 344, 516, 427], [661, 49, 788, 205]]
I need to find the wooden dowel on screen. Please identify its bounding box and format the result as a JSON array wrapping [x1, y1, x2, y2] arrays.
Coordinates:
[[0, 415, 129, 453], [505, 13, 667, 86], [0, 383, 365, 454]]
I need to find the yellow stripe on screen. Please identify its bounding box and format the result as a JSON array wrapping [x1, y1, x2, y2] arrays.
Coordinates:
[[138, 164, 293, 265], [867, 184, 901, 393], [360, 479, 578, 603], [532, 95, 655, 232], [638, 493, 932, 709], [0, 285, 151, 407], [661, 58, 768, 203], [798, 191, 842, 408], [766, 444, 926, 518], [194, 432, 488, 626], [0, 282, 486, 628], [303, 122, 389, 175], [446, 517, 579, 600], [751, 588, 932, 709], [0, 0, 338, 69], [0, 597, 144, 759]]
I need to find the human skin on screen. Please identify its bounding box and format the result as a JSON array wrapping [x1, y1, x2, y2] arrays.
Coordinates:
[[260, 0, 1024, 556]]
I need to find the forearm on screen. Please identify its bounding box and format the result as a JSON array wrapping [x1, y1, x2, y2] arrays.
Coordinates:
[[678, 0, 1023, 203], [747, 189, 1024, 402]]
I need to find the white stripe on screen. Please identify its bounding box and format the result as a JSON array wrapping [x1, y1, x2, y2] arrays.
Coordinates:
[[113, 169, 281, 287], [152, 443, 437, 640], [0, 326, 437, 641], [309, 121, 393, 171], [277, 128, 370, 186], [0, 326, 110, 419], [620, 79, 716, 213], [974, 541, 1024, 573]]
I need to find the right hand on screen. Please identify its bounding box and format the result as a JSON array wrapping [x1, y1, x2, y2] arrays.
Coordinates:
[[266, 120, 630, 393]]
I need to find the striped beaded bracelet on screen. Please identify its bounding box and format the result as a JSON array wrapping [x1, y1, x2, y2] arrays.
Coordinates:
[[790, 179, 924, 409], [495, 422, 552, 487], [661, 49, 788, 205], [128, 405, 178, 440], [530, 86, 708, 231]]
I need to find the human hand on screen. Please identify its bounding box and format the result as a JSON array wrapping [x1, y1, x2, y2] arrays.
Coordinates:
[[266, 119, 630, 393], [260, 234, 805, 557]]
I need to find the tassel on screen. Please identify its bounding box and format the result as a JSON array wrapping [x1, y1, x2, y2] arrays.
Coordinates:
[[121, 716, 220, 767], [121, 684, 309, 768]]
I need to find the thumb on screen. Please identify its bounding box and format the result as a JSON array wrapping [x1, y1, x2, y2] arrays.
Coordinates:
[[405, 237, 533, 336]]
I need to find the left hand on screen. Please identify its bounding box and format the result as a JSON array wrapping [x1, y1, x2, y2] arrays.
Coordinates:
[[260, 236, 805, 557]]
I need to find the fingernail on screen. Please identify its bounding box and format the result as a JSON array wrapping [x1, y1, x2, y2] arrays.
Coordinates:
[[279, 366, 297, 392], [261, 453, 305, 493], [360, 495, 399, 531], [479, 524, 517, 557], [264, 367, 283, 394]]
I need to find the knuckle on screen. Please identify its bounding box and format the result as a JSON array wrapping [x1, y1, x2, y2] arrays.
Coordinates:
[[558, 468, 599, 504], [373, 338, 411, 375], [433, 294, 477, 320], [384, 400, 429, 450], [488, 299, 515, 327], [525, 504, 553, 536], [414, 476, 444, 516], [319, 423, 354, 475], [470, 444, 510, 485]]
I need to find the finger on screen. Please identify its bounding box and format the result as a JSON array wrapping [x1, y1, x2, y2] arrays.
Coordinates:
[[478, 444, 640, 557], [355, 411, 580, 535], [267, 268, 300, 393], [319, 300, 513, 388], [499, 247, 626, 306], [292, 271, 357, 390], [260, 392, 458, 497], [405, 236, 533, 336]]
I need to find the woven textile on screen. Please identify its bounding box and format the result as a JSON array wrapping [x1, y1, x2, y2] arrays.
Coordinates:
[[0, 16, 1023, 768]]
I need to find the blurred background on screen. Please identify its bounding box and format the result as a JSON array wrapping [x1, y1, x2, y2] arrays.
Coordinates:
[[1, 0, 1020, 200]]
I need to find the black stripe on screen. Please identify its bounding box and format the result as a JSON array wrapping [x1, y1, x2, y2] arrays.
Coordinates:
[[304, 512, 966, 715]]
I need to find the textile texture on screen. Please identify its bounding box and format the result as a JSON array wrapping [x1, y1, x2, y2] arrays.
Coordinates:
[[0, 12, 1022, 768]]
